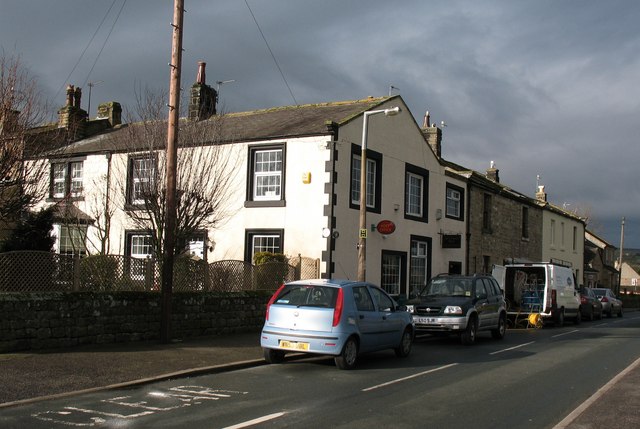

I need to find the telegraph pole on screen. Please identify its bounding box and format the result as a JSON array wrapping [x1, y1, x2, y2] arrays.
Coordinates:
[[617, 216, 625, 295], [160, 0, 184, 343]]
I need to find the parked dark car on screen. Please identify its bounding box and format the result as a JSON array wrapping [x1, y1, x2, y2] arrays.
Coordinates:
[[406, 274, 507, 345], [592, 288, 623, 318], [579, 286, 603, 321]]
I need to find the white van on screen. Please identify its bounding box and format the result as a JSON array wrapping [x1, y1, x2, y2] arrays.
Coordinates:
[[491, 263, 581, 326]]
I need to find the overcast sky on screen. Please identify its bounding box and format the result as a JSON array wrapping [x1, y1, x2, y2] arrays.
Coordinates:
[[2, 0, 638, 249]]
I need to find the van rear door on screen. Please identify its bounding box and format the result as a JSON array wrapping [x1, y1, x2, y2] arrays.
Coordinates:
[[491, 265, 506, 294]]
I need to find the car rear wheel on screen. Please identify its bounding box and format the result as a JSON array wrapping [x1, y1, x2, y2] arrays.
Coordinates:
[[263, 348, 285, 364], [618, 307, 624, 318], [335, 337, 358, 370], [491, 314, 506, 340], [395, 328, 413, 357], [587, 307, 594, 321], [461, 316, 477, 345], [574, 308, 581, 325]]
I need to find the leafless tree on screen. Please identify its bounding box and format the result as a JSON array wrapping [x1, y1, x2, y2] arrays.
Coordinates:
[[0, 52, 54, 233], [108, 87, 240, 261]]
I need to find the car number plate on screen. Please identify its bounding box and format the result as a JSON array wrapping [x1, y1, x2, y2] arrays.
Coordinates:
[[414, 316, 436, 324], [279, 340, 309, 351]]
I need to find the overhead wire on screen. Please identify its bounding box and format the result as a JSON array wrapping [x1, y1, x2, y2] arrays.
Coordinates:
[[53, 0, 119, 102], [244, 0, 298, 106], [81, 0, 128, 89]]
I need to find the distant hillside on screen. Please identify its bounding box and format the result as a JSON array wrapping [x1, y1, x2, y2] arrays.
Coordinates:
[[617, 248, 640, 272]]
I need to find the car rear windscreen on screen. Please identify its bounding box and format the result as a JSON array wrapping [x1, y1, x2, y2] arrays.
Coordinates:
[[274, 285, 339, 308]]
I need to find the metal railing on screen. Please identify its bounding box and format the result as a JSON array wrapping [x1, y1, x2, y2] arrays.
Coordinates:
[[0, 251, 320, 293]]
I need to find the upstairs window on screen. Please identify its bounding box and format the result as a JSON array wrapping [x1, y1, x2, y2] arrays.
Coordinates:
[[247, 144, 286, 206], [50, 160, 83, 199], [404, 164, 429, 222], [522, 206, 529, 239], [350, 145, 382, 213], [127, 156, 157, 206], [445, 183, 465, 221], [351, 155, 377, 207], [482, 193, 493, 233]]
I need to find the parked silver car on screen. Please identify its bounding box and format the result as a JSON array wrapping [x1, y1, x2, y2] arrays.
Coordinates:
[[592, 288, 623, 318], [261, 279, 414, 369]]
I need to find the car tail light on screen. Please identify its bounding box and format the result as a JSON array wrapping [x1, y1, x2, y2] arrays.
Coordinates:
[[332, 288, 344, 327], [580, 296, 587, 304], [265, 283, 286, 321], [601, 296, 609, 303], [551, 289, 557, 307]]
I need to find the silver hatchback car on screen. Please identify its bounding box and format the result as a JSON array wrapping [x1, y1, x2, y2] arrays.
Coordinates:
[[261, 279, 414, 369]]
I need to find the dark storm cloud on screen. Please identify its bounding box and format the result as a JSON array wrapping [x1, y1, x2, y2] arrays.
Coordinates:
[[1, 0, 638, 247]]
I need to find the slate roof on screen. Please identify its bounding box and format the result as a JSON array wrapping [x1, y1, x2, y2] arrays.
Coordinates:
[[49, 96, 393, 156]]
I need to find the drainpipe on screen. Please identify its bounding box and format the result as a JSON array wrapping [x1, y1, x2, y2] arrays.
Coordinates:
[[325, 121, 339, 279], [104, 152, 112, 254], [465, 180, 472, 275]]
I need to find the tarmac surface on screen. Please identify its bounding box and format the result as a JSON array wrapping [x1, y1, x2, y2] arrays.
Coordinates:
[[0, 329, 638, 428]]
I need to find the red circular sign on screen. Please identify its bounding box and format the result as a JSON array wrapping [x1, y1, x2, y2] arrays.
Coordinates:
[[376, 220, 396, 235]]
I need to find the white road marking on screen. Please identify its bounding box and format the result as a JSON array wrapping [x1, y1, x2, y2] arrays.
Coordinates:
[[552, 329, 579, 338], [221, 412, 287, 429], [553, 355, 640, 428], [489, 341, 535, 355], [362, 363, 459, 392]]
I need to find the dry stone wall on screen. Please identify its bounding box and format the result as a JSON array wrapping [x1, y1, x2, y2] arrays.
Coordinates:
[[0, 291, 270, 352]]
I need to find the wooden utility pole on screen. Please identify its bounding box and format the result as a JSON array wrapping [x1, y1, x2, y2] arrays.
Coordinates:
[[160, 0, 184, 343], [617, 216, 625, 295]]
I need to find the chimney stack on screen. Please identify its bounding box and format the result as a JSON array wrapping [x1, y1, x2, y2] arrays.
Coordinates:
[[96, 101, 122, 127], [58, 84, 88, 139], [421, 110, 442, 158], [486, 160, 499, 182], [189, 61, 217, 121], [536, 185, 548, 202]]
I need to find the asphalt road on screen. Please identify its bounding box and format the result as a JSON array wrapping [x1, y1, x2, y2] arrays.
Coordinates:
[[2, 314, 639, 428]]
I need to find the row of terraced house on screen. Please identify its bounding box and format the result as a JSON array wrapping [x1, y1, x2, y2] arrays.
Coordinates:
[[11, 61, 620, 298]]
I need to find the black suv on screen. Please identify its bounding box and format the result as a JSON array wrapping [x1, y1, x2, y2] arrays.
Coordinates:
[[406, 275, 507, 345]]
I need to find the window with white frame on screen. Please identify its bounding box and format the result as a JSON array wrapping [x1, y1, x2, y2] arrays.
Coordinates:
[[130, 234, 152, 258], [351, 155, 376, 207], [55, 225, 87, 256], [350, 145, 382, 213], [406, 172, 423, 217], [381, 251, 405, 296], [50, 160, 83, 199], [445, 183, 464, 221], [410, 238, 430, 296], [245, 229, 284, 263], [248, 146, 284, 203], [404, 164, 428, 222], [126, 231, 153, 280], [128, 156, 156, 205]]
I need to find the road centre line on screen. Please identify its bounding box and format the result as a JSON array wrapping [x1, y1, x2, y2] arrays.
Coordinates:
[[489, 341, 535, 355], [221, 412, 287, 429], [362, 363, 459, 392], [552, 329, 579, 338]]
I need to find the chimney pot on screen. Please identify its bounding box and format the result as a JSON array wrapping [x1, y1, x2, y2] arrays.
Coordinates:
[[486, 162, 500, 182], [196, 61, 206, 85], [66, 85, 75, 107], [74, 87, 82, 109]]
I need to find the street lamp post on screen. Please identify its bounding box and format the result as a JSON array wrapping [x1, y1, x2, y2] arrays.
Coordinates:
[[357, 106, 400, 282]]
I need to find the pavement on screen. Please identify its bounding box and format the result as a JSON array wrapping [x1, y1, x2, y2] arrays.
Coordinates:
[[0, 329, 638, 429]]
